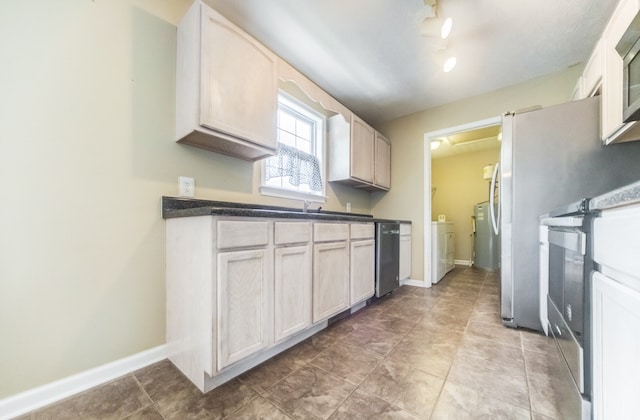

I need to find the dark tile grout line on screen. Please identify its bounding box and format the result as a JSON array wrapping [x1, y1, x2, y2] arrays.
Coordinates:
[[321, 295, 422, 419], [128, 373, 166, 420]]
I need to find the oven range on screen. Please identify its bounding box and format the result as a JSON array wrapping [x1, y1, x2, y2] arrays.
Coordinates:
[[542, 198, 595, 420]]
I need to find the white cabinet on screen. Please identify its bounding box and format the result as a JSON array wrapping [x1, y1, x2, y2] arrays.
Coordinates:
[[215, 220, 271, 370], [351, 114, 375, 183], [350, 240, 375, 305], [328, 114, 391, 192], [570, 76, 584, 101], [312, 223, 350, 322], [399, 223, 412, 281], [431, 222, 455, 284], [591, 202, 640, 419], [176, 1, 277, 161], [573, 40, 603, 101], [374, 132, 391, 190], [167, 215, 374, 392], [274, 222, 312, 342], [592, 271, 640, 420], [349, 223, 375, 305], [274, 245, 311, 342], [217, 249, 271, 370], [598, 0, 640, 144], [583, 39, 604, 98], [313, 242, 350, 322]]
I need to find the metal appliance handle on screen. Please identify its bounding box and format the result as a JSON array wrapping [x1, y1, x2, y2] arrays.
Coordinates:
[[548, 229, 586, 255], [489, 162, 500, 235]]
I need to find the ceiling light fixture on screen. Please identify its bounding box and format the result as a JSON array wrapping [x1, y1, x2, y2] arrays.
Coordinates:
[[431, 138, 444, 150], [443, 55, 457, 73], [440, 17, 453, 39], [423, 0, 437, 16], [421, 0, 455, 72], [435, 48, 457, 73], [421, 16, 453, 40]]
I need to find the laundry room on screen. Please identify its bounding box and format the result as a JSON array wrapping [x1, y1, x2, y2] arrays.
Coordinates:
[[430, 122, 501, 281]]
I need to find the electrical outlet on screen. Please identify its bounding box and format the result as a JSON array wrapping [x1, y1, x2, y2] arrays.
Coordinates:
[[178, 176, 195, 197]]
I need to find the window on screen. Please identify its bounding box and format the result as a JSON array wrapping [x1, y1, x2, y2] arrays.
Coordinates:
[[261, 92, 326, 201]]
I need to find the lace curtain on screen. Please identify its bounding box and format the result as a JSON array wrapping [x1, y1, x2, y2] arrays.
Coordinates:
[[265, 143, 323, 192]]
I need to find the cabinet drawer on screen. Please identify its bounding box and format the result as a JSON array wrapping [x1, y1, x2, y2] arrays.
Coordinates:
[[593, 205, 640, 284], [400, 223, 411, 236], [350, 223, 374, 240], [314, 223, 349, 242], [217, 220, 269, 249], [275, 222, 311, 245], [548, 296, 584, 392]]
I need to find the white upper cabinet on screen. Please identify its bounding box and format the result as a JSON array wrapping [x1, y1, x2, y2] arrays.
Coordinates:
[[176, 1, 278, 161], [328, 113, 391, 192], [572, 39, 603, 101], [599, 0, 640, 144], [583, 39, 604, 98], [374, 132, 391, 190], [350, 114, 375, 183]]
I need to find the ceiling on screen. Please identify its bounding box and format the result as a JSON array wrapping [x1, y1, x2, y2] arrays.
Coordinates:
[[430, 124, 501, 160], [202, 0, 617, 126]]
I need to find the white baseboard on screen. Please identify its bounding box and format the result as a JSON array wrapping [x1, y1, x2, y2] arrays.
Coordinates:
[[0, 345, 167, 420], [400, 278, 431, 288], [454, 259, 473, 266]]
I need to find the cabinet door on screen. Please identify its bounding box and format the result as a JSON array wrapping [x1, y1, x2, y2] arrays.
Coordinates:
[[445, 232, 455, 271], [601, 0, 638, 141], [399, 235, 411, 281], [592, 271, 640, 420], [274, 245, 312, 342], [374, 132, 391, 189], [432, 227, 448, 283], [350, 239, 375, 305], [200, 6, 277, 149], [217, 249, 271, 370], [313, 241, 349, 322], [350, 115, 374, 183], [582, 39, 603, 98]]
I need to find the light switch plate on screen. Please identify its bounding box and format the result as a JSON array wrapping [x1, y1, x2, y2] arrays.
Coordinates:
[[178, 176, 195, 197]]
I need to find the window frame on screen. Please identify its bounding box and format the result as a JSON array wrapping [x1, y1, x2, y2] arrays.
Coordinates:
[[260, 91, 327, 203]]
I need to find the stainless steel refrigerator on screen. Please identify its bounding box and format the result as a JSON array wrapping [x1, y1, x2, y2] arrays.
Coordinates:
[[473, 201, 499, 270], [496, 96, 640, 330]]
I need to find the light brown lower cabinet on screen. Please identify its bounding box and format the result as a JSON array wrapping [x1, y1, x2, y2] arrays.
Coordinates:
[[166, 216, 375, 393]]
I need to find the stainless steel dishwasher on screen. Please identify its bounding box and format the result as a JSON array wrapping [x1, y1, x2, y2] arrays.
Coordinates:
[[375, 222, 400, 297]]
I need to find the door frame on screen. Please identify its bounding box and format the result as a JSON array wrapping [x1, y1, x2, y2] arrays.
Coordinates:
[[423, 116, 502, 285]]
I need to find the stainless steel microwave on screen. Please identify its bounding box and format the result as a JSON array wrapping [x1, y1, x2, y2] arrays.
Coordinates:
[[617, 11, 640, 123]]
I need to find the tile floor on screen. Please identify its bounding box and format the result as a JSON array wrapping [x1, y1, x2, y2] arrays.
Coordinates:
[[16, 267, 564, 419]]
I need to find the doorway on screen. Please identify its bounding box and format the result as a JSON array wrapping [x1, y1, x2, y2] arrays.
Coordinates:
[[424, 117, 501, 284]]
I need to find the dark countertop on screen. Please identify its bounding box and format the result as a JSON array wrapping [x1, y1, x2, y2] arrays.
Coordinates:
[[162, 197, 411, 224], [590, 179, 640, 211]]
